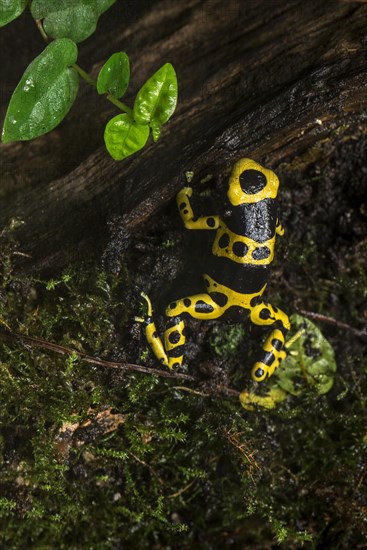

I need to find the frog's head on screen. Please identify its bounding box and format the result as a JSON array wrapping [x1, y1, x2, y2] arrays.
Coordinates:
[[227, 158, 279, 206]]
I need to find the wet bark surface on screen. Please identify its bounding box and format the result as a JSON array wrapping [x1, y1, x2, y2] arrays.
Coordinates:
[[0, 0, 366, 274]]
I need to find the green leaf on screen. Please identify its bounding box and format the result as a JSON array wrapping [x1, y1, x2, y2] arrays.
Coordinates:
[[97, 52, 130, 99], [151, 121, 161, 143], [0, 0, 26, 26], [2, 39, 79, 143], [133, 63, 178, 138], [104, 114, 150, 161], [30, 0, 116, 43], [276, 314, 337, 395]]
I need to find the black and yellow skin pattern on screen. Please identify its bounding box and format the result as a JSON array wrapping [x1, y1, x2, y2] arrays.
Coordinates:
[[137, 158, 290, 386]]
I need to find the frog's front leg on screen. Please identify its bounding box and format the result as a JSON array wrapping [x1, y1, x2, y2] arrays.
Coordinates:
[[176, 187, 220, 230], [249, 301, 291, 382], [276, 219, 285, 236]]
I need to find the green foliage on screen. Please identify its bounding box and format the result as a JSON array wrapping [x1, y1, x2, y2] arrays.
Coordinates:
[[104, 62, 178, 157], [0, 497, 16, 512], [104, 113, 150, 160], [97, 51, 130, 99], [134, 63, 178, 142], [279, 313, 337, 396], [30, 0, 116, 43], [0, 0, 26, 26], [2, 39, 79, 143], [241, 314, 338, 410], [1, 1, 178, 161], [209, 324, 245, 357]]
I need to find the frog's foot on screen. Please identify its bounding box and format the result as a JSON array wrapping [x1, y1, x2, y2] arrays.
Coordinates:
[[250, 327, 305, 382], [135, 293, 169, 367], [249, 301, 290, 382], [134, 292, 153, 324], [239, 388, 287, 410], [285, 328, 304, 349], [251, 326, 288, 382]]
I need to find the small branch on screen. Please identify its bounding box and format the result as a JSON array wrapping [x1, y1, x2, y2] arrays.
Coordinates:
[[72, 64, 134, 117], [0, 329, 244, 397], [222, 429, 260, 484], [168, 479, 197, 499], [33, 13, 133, 118], [215, 384, 240, 398], [35, 19, 49, 42], [72, 63, 96, 87], [172, 386, 209, 397], [0, 328, 195, 381], [299, 310, 367, 342], [128, 450, 164, 485]]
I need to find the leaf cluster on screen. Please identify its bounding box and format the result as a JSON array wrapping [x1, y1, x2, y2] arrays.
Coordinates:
[[1, 0, 178, 160]]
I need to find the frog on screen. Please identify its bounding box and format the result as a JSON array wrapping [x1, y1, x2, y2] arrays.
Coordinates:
[[135, 158, 290, 387]]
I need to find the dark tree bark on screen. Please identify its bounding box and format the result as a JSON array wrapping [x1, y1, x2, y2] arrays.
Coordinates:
[[0, 0, 366, 273]]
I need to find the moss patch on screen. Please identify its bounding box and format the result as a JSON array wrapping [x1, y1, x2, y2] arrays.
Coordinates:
[[0, 125, 367, 548]]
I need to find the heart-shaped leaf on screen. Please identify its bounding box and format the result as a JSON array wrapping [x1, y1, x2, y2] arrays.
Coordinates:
[[2, 39, 79, 143], [133, 63, 177, 139], [31, 0, 116, 43], [104, 114, 150, 161], [97, 52, 130, 99], [276, 314, 337, 395], [0, 0, 27, 27]]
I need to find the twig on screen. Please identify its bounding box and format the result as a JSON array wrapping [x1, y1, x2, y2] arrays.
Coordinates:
[[299, 310, 367, 341], [223, 429, 260, 484], [0, 328, 245, 398], [216, 384, 240, 397], [128, 450, 164, 485], [172, 386, 209, 397], [0, 328, 195, 381], [168, 479, 197, 499], [72, 64, 134, 116]]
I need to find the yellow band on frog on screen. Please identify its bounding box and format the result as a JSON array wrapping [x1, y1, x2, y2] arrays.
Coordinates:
[[204, 274, 266, 310], [212, 221, 275, 265]]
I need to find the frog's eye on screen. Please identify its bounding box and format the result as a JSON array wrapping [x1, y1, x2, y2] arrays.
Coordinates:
[[239, 169, 267, 194]]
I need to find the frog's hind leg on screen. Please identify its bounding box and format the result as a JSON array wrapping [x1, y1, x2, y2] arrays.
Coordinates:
[[137, 291, 226, 369], [145, 314, 186, 369], [135, 293, 170, 367], [164, 292, 226, 368], [135, 293, 186, 369], [162, 315, 186, 368], [164, 293, 225, 368], [249, 301, 291, 382]]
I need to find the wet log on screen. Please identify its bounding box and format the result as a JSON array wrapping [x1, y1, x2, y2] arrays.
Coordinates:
[[0, 0, 366, 273]]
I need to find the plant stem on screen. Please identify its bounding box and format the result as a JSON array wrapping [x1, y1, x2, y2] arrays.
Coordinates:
[[72, 63, 96, 87], [33, 13, 134, 118], [35, 19, 49, 42], [106, 93, 134, 117], [72, 63, 134, 117]]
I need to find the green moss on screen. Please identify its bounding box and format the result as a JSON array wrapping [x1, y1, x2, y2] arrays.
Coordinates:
[[209, 324, 246, 357], [1, 127, 367, 547]]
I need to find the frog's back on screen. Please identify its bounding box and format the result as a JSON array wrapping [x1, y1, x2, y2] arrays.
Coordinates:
[[206, 198, 278, 295]]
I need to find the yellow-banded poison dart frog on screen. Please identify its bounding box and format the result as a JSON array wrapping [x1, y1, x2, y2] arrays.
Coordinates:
[[136, 158, 290, 384]]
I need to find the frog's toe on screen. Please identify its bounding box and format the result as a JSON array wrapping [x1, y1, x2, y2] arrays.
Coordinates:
[[239, 391, 255, 411]]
